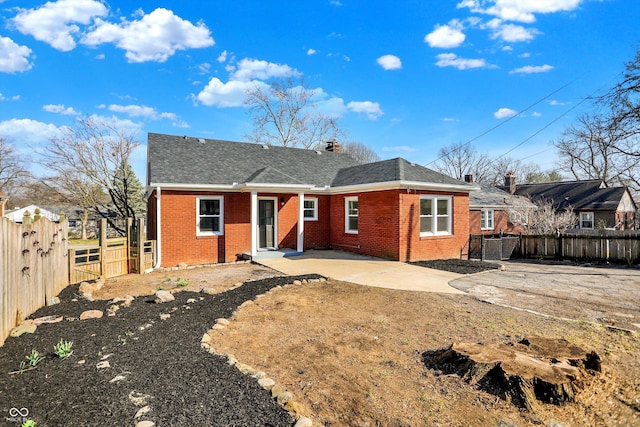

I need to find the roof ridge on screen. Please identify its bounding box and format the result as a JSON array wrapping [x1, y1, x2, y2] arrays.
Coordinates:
[[396, 157, 404, 181]]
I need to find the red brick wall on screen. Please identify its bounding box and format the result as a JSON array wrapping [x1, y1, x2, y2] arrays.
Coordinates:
[[304, 195, 331, 249], [398, 191, 470, 262], [329, 191, 401, 259], [329, 190, 470, 261], [157, 190, 253, 267], [469, 209, 518, 234], [155, 188, 472, 267]]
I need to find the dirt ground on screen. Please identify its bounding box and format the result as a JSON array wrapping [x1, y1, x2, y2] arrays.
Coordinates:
[[19, 260, 638, 426], [91, 262, 282, 300]]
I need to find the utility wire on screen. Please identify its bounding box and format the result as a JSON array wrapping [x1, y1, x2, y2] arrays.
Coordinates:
[[424, 79, 578, 167]]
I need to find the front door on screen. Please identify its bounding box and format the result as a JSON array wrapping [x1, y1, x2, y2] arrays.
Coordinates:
[[258, 199, 276, 249]]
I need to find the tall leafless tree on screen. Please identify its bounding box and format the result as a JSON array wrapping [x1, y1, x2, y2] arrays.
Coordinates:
[[341, 140, 380, 164], [244, 77, 344, 149], [432, 142, 493, 182], [40, 117, 144, 234], [554, 112, 640, 193], [0, 138, 30, 198]]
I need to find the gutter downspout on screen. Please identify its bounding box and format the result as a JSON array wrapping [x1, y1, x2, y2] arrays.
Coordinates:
[[154, 186, 162, 268]]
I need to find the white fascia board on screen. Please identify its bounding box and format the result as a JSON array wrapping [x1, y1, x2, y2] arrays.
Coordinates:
[[148, 183, 237, 192], [148, 182, 313, 193], [241, 182, 314, 193], [316, 180, 478, 195]]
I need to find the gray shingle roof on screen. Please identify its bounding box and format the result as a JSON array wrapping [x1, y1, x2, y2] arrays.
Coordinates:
[[147, 133, 361, 187], [500, 179, 634, 211], [470, 183, 534, 209], [147, 133, 471, 190]]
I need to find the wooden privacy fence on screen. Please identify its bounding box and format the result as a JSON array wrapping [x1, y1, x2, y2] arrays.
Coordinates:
[[1, 217, 69, 346], [68, 218, 156, 284], [519, 233, 640, 263]]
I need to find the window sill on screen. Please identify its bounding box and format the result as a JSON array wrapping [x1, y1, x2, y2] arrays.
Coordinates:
[[419, 233, 452, 240]]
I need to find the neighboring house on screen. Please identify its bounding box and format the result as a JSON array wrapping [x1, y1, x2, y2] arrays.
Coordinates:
[[146, 133, 478, 267], [465, 175, 534, 234], [4, 205, 60, 223], [500, 173, 637, 230]]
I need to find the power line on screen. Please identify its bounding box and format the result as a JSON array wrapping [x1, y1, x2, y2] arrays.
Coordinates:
[[424, 79, 577, 167]]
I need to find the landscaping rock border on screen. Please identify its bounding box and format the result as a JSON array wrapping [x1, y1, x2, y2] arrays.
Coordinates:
[[204, 277, 327, 427]]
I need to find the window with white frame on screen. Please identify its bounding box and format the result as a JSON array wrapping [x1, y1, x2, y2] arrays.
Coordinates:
[[420, 196, 452, 235], [303, 197, 318, 221], [481, 209, 494, 230], [345, 196, 358, 233], [197, 196, 223, 236], [580, 212, 594, 229]]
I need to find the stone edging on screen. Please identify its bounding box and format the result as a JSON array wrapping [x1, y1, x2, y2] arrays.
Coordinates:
[[201, 277, 327, 427]]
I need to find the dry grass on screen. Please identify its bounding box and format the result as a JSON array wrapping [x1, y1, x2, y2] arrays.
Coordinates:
[[211, 280, 640, 427]]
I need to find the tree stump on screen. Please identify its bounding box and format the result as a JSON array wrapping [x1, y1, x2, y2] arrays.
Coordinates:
[[422, 337, 601, 411]]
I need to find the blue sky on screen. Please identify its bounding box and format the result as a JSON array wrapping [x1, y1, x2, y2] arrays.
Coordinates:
[[1, 0, 638, 182]]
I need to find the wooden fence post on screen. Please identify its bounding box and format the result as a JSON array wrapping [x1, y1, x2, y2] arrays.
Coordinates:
[[137, 218, 145, 274], [99, 218, 107, 280]]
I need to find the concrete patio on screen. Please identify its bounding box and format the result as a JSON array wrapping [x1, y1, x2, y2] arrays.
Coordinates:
[[256, 249, 464, 294]]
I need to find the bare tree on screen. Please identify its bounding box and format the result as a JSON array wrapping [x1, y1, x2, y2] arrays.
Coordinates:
[[509, 199, 576, 235], [554, 112, 640, 192], [341, 140, 380, 164], [40, 117, 144, 234], [0, 138, 30, 197], [432, 142, 493, 182], [244, 77, 343, 149]]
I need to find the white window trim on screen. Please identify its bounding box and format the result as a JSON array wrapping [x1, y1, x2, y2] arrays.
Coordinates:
[[303, 197, 318, 221], [481, 208, 494, 231], [580, 211, 594, 229], [196, 196, 224, 236], [420, 195, 452, 236], [345, 196, 358, 234]]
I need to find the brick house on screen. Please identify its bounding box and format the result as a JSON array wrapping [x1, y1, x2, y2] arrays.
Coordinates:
[[501, 173, 637, 230], [146, 133, 478, 267], [465, 175, 534, 235]]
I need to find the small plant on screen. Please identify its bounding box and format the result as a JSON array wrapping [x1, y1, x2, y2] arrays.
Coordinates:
[[26, 349, 45, 367], [18, 360, 27, 374], [157, 285, 164, 290], [176, 277, 189, 287], [54, 339, 73, 359], [22, 420, 36, 427]]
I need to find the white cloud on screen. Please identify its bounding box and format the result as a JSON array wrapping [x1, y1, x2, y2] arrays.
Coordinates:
[[346, 101, 383, 120], [0, 36, 34, 73], [494, 107, 517, 119], [425, 20, 466, 48], [0, 118, 61, 146], [107, 104, 185, 127], [11, 0, 107, 51], [82, 8, 214, 63], [307, 48, 317, 55], [458, 0, 583, 23], [509, 64, 553, 74], [492, 23, 539, 42], [376, 54, 402, 70], [217, 50, 228, 63], [532, 111, 542, 117], [43, 104, 80, 115], [549, 99, 567, 106], [442, 117, 459, 122], [198, 62, 211, 74], [231, 58, 300, 81], [435, 53, 487, 70], [195, 78, 268, 107], [519, 52, 531, 58], [382, 145, 416, 152]]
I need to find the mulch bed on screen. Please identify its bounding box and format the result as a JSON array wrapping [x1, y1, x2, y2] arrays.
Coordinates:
[[410, 259, 501, 274], [0, 275, 320, 427]]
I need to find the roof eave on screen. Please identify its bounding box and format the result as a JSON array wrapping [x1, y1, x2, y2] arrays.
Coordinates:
[[323, 180, 477, 195]]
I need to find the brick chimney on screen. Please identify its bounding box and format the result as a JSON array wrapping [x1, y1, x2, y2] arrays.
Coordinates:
[[505, 172, 516, 195], [464, 174, 473, 183], [0, 192, 7, 217], [325, 141, 341, 153]]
